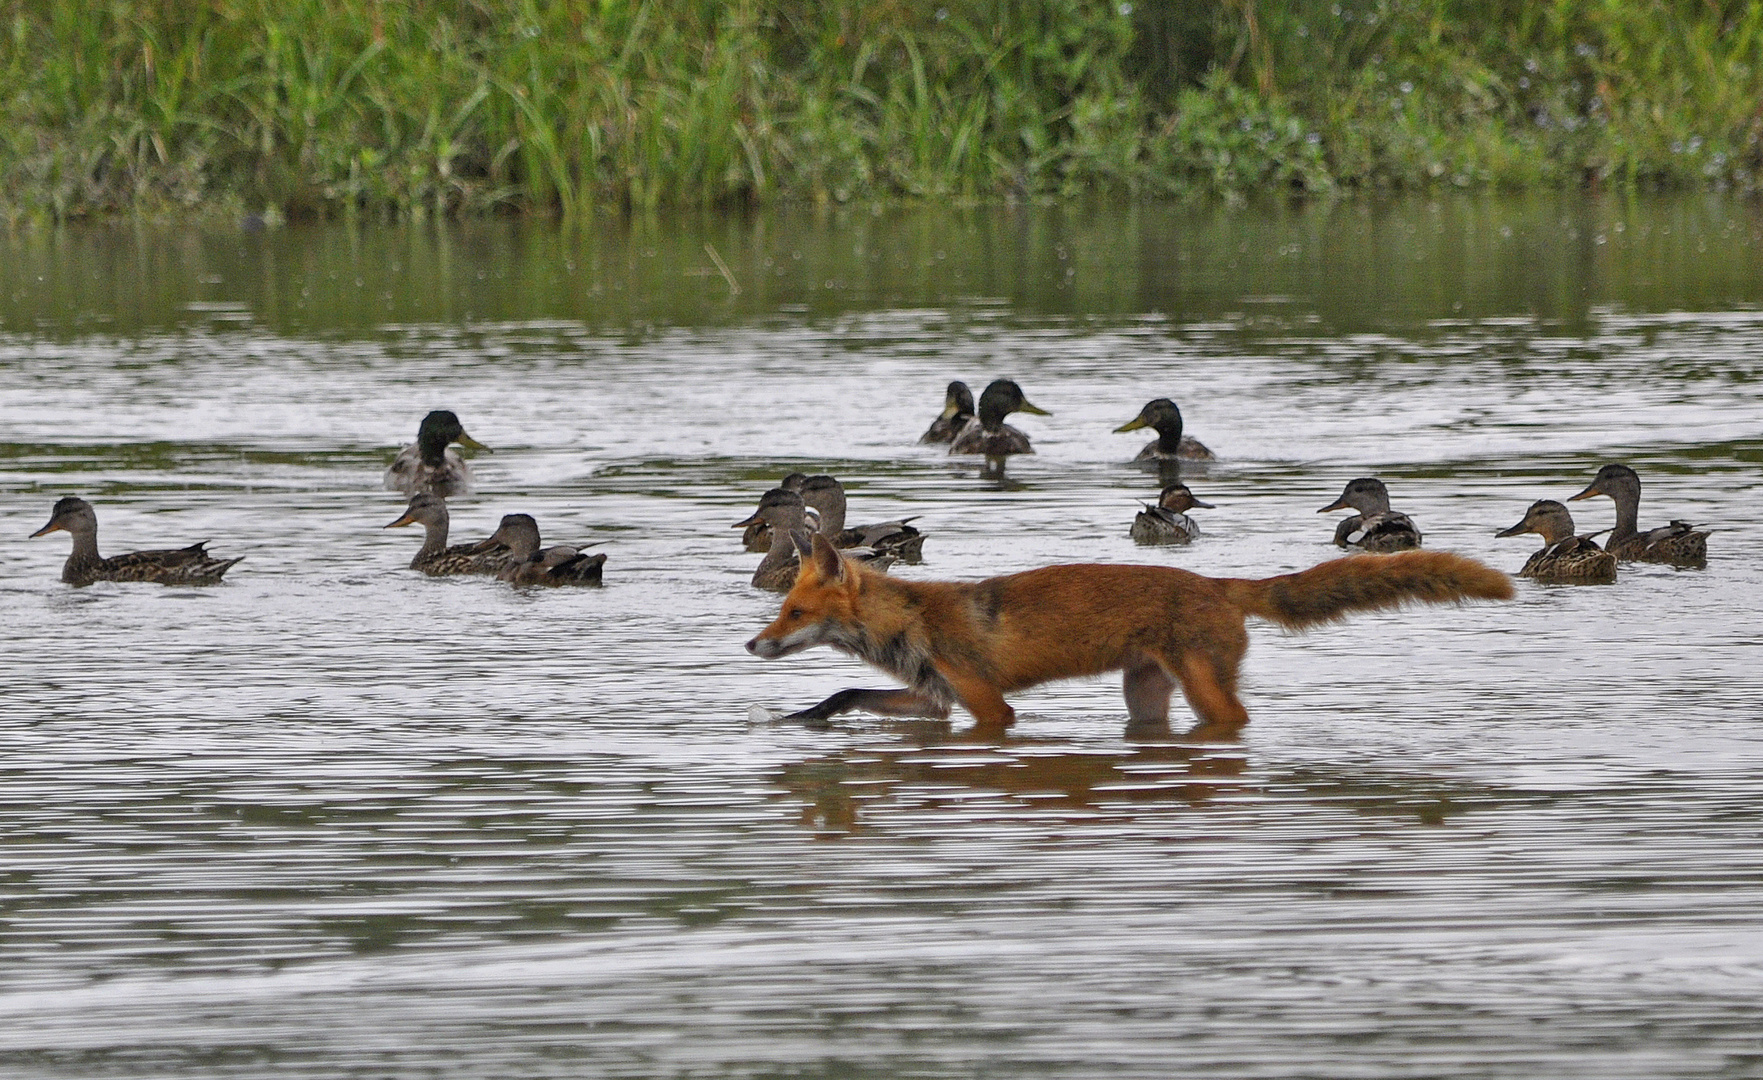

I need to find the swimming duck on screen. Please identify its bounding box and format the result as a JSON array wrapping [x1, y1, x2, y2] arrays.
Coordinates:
[[741, 472, 810, 552], [1130, 483, 1215, 545], [1495, 499, 1617, 584], [919, 381, 976, 444], [30, 496, 242, 586], [948, 379, 1050, 472], [383, 410, 491, 497], [798, 474, 926, 563], [735, 488, 894, 592], [473, 513, 605, 586], [1566, 463, 1708, 567], [1319, 478, 1422, 552], [1114, 398, 1215, 463], [383, 493, 518, 576]]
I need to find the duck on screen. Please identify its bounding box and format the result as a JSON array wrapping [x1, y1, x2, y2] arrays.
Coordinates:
[[918, 381, 975, 444], [741, 472, 810, 552], [1114, 398, 1215, 463], [798, 474, 926, 563], [30, 496, 242, 586], [1319, 477, 1422, 551], [383, 410, 492, 497], [1495, 500, 1617, 584], [473, 513, 605, 586], [1130, 483, 1214, 545], [382, 493, 518, 576], [735, 488, 894, 592], [1566, 463, 1708, 567], [948, 379, 1050, 472]]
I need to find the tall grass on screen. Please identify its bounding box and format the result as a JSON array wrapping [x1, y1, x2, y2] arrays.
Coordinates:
[[3, 0, 1761, 221]]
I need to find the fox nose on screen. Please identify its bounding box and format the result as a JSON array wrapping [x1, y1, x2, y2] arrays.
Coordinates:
[[745, 637, 759, 654]]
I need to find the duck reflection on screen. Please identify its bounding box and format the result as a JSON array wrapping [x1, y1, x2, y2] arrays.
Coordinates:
[[774, 726, 1249, 834]]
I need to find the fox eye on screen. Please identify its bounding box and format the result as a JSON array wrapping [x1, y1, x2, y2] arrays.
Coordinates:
[[787, 607, 804, 620]]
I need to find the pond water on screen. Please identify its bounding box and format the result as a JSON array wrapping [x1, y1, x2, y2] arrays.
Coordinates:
[[2, 197, 1761, 1078]]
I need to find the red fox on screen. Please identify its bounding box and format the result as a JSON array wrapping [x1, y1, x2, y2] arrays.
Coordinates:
[[748, 534, 1513, 738]]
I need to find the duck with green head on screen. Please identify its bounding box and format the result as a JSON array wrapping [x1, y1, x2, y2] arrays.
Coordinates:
[[1566, 464, 1707, 567], [30, 496, 242, 586], [1114, 398, 1215, 463], [383, 492, 518, 576], [1130, 483, 1215, 545], [472, 513, 606, 586], [1495, 499, 1616, 584], [384, 410, 491, 497], [948, 379, 1051, 473], [919, 381, 976, 444], [1319, 477, 1422, 552]]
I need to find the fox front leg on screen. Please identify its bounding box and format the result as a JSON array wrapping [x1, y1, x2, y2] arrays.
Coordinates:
[[783, 688, 952, 728]]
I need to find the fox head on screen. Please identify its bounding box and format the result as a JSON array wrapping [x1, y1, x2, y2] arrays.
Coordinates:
[[746, 534, 860, 659]]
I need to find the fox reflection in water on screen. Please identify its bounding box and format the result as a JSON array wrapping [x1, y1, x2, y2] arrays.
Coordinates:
[[775, 733, 1248, 833]]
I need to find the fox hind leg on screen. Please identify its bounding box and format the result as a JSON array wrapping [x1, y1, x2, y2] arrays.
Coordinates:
[[1122, 659, 1177, 732], [1172, 650, 1251, 740]]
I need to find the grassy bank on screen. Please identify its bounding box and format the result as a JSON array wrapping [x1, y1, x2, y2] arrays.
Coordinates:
[[5, 0, 1763, 221]]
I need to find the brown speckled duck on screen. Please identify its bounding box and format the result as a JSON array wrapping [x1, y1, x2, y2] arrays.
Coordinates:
[[383, 410, 491, 498], [1495, 500, 1617, 584], [474, 513, 605, 587], [30, 497, 242, 586], [1114, 398, 1215, 463], [1319, 478, 1422, 552], [1130, 483, 1214, 545], [1566, 464, 1708, 567], [735, 488, 893, 592], [798, 474, 925, 563], [919, 381, 976, 445], [383, 493, 518, 577], [741, 472, 809, 553]]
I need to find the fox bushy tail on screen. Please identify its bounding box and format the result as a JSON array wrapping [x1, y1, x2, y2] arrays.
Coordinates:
[[1222, 551, 1513, 631]]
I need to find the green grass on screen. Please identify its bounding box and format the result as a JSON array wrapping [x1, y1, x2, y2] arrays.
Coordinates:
[[4, 0, 1761, 222]]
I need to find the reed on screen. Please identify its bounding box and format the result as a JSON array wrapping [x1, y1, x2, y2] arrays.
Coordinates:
[[3, 0, 1760, 221]]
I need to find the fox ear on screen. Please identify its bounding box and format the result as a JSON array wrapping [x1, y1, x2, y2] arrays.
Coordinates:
[[791, 531, 814, 561], [810, 533, 844, 582]]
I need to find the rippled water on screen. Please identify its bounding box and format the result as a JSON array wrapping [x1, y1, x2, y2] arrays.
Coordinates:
[[2, 199, 1762, 1078]]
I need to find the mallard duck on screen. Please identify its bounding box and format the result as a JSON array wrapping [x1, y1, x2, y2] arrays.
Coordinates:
[[735, 488, 894, 592], [798, 474, 926, 563], [30, 496, 242, 586], [741, 472, 810, 552], [1566, 463, 1708, 567], [383, 493, 518, 576], [1130, 483, 1214, 545], [1319, 477, 1422, 551], [1114, 398, 1215, 463], [383, 410, 492, 497], [919, 381, 975, 444], [1495, 499, 1617, 584], [948, 379, 1050, 472], [474, 513, 606, 586]]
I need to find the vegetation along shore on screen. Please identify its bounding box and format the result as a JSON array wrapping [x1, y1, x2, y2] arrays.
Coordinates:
[[6, 0, 1763, 222]]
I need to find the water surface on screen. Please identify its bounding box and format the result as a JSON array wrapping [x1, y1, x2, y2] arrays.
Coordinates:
[[2, 197, 1761, 1078]]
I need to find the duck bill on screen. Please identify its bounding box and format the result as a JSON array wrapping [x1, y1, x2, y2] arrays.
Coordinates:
[[1113, 416, 1148, 433], [733, 511, 764, 529], [467, 533, 508, 554], [29, 519, 65, 538], [1494, 520, 1531, 538], [1187, 496, 1216, 509], [457, 433, 492, 453], [384, 511, 419, 529], [1565, 482, 1598, 502], [1318, 498, 1350, 513], [1018, 400, 1051, 417]]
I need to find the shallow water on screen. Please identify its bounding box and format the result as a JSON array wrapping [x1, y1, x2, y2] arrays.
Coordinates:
[[2, 197, 1762, 1078]]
